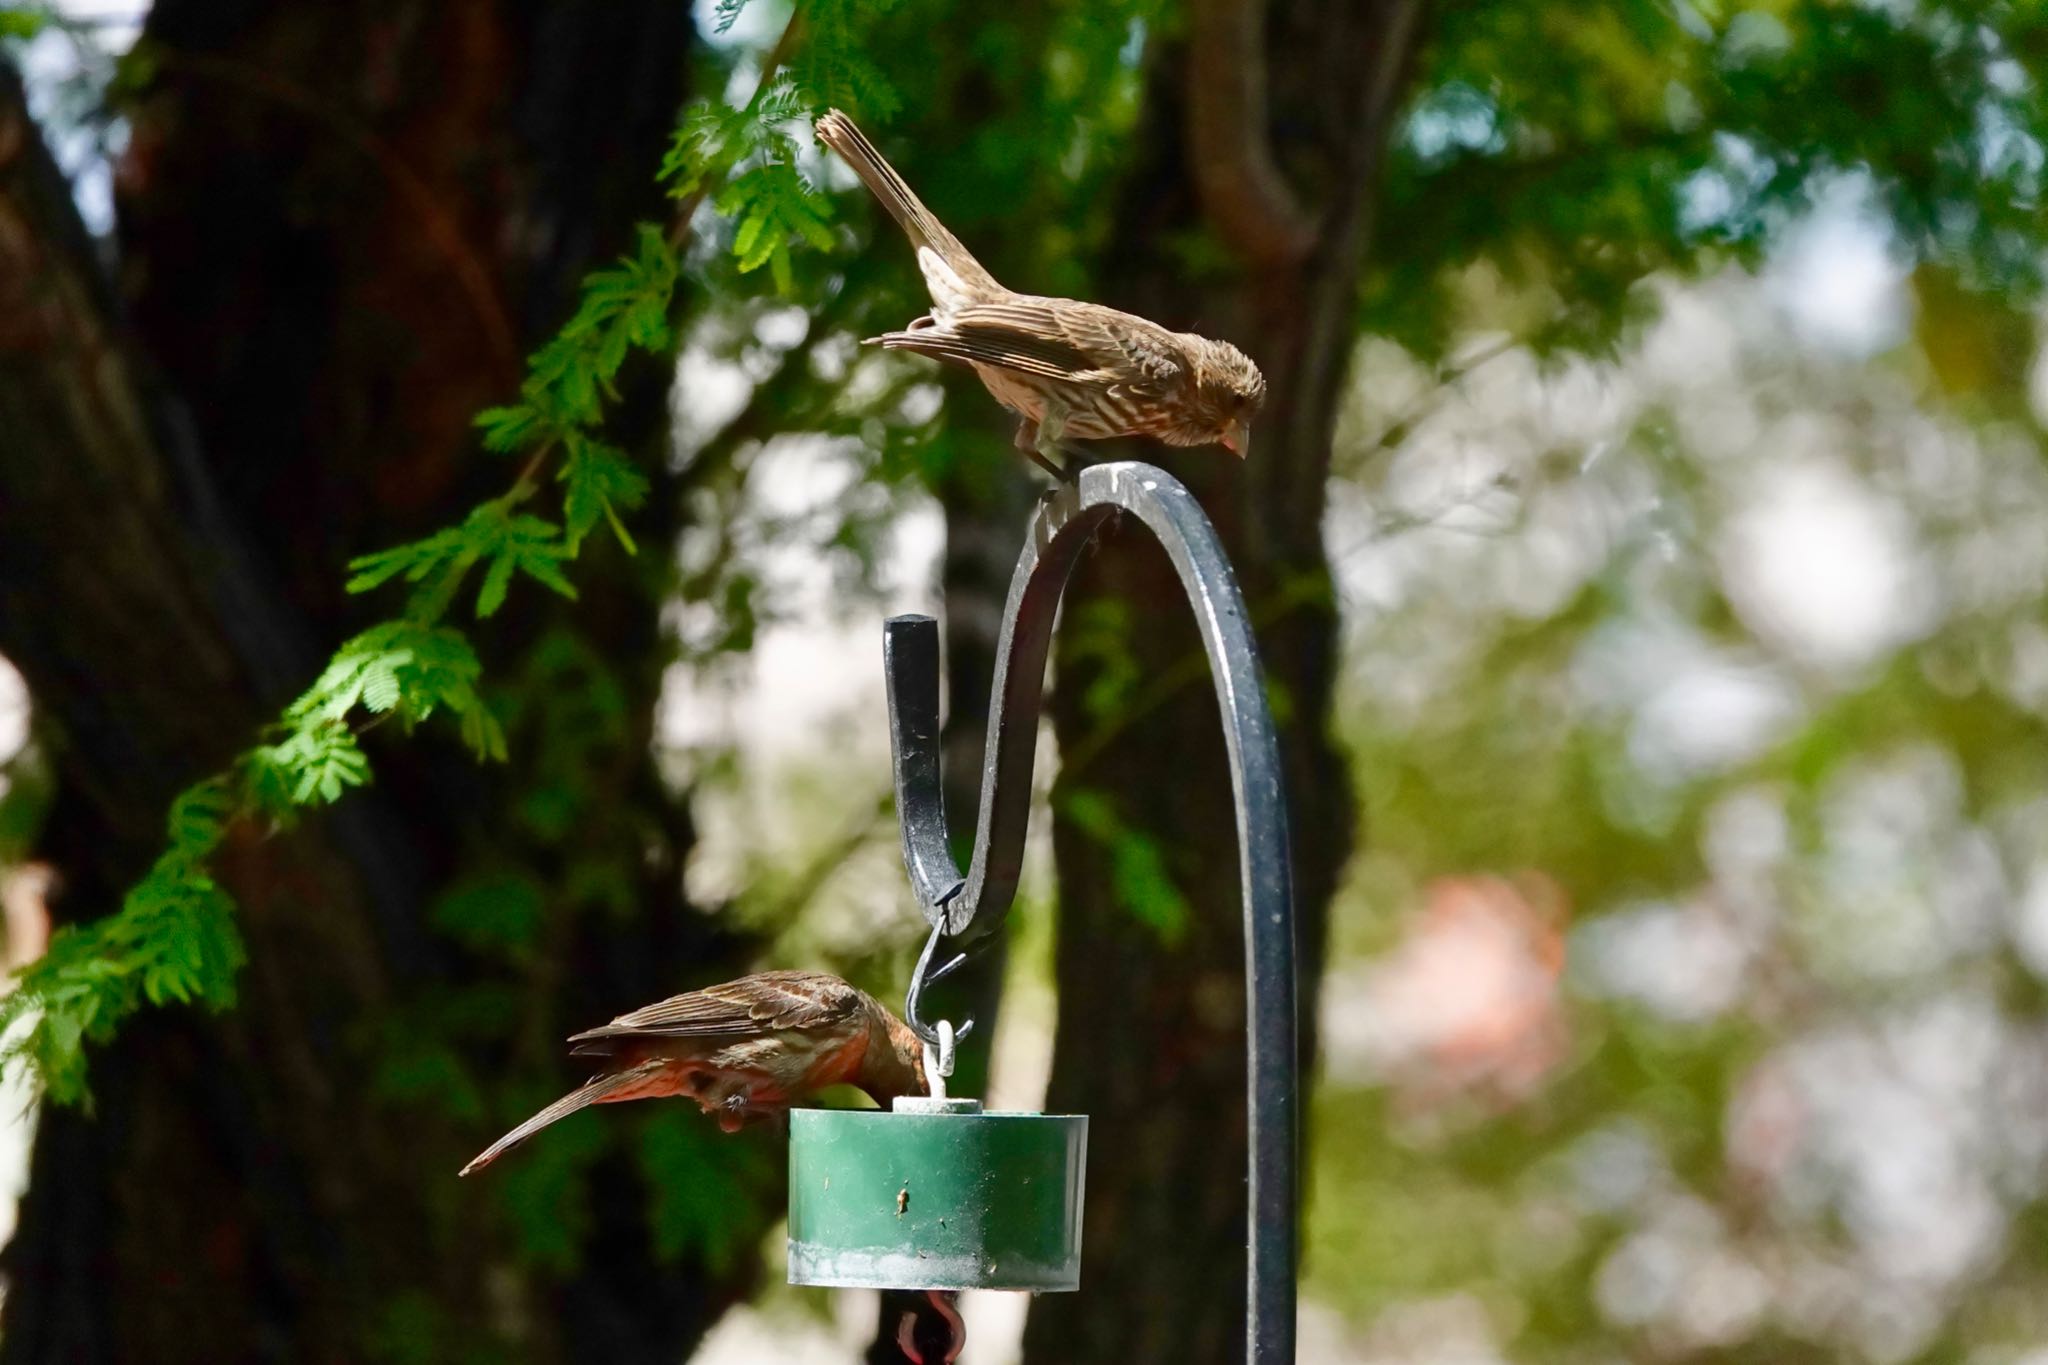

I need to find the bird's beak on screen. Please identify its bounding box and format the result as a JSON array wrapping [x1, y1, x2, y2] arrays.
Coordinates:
[[1222, 419, 1251, 459]]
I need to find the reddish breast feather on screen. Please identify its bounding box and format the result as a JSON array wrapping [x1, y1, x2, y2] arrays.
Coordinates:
[[801, 1030, 870, 1091]]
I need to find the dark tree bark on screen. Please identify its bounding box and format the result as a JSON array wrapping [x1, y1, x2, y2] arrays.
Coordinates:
[[0, 5, 766, 1360], [1027, 2, 1425, 1362]]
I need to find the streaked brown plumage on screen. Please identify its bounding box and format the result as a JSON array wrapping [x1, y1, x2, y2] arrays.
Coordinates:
[[459, 970, 926, 1176], [815, 110, 1265, 477]]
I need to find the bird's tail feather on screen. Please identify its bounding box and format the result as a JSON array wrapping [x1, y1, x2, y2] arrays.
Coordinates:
[[458, 1061, 665, 1176], [815, 110, 1001, 298]]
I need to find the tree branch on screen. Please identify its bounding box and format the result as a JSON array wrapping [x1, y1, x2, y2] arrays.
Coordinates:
[[1185, 0, 1317, 266]]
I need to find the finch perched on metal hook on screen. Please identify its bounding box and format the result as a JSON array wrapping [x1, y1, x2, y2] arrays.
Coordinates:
[[815, 109, 1266, 480], [459, 970, 926, 1176]]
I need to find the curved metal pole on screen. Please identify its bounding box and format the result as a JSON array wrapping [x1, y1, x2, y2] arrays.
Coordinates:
[[883, 460, 1298, 1365]]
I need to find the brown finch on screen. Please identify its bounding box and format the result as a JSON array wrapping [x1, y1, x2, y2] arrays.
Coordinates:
[[459, 970, 926, 1176], [815, 109, 1266, 479]]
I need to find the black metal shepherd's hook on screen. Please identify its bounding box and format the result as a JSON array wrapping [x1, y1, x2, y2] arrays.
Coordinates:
[[882, 460, 1299, 1365]]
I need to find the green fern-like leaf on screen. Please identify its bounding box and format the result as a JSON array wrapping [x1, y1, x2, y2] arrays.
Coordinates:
[[718, 160, 835, 291], [661, 104, 734, 198], [0, 855, 249, 1106], [797, 0, 903, 122], [253, 723, 373, 806], [474, 404, 551, 455], [345, 525, 480, 606], [460, 505, 579, 617], [560, 432, 650, 554], [164, 779, 234, 859], [280, 622, 498, 762], [387, 624, 486, 718], [119, 866, 245, 1008], [519, 224, 681, 432]]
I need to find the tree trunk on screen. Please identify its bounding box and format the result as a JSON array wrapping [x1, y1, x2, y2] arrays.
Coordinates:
[[0, 4, 766, 1359], [1027, 3, 1424, 1361]]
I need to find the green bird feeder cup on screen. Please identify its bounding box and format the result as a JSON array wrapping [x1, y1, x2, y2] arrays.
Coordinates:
[[787, 1097, 1087, 1292]]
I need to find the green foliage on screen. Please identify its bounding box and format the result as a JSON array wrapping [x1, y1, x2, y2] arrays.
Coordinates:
[[497, 1103, 609, 1275], [0, 742, 52, 867], [0, 6, 48, 41], [524, 224, 680, 431], [347, 504, 577, 621], [369, 983, 519, 1127], [1371, 0, 2048, 358], [0, 776, 246, 1104], [1060, 599, 1145, 721], [560, 431, 650, 555], [1059, 787, 1191, 945], [487, 630, 651, 937], [796, 0, 904, 122], [1308, 219, 2048, 1351], [290, 622, 503, 749], [638, 1109, 778, 1272], [475, 512, 578, 618], [164, 777, 234, 857], [256, 724, 372, 806], [0, 39, 799, 1100], [430, 873, 546, 964], [659, 88, 790, 200], [666, 73, 838, 294], [373, 1037, 487, 1126], [363, 1289, 504, 1365], [459, 224, 681, 565], [719, 159, 837, 291]]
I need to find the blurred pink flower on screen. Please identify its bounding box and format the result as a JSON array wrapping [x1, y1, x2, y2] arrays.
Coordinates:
[[1330, 873, 1569, 1112]]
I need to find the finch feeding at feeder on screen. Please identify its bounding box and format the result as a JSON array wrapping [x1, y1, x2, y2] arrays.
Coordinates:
[[459, 970, 927, 1176], [814, 109, 1266, 480]]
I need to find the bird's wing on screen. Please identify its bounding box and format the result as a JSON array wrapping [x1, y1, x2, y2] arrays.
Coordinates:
[[568, 971, 865, 1045], [870, 297, 1188, 393], [968, 300, 1188, 395], [869, 315, 1093, 382]]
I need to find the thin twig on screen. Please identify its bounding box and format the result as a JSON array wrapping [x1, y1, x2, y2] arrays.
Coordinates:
[[1186, 0, 1316, 266], [1350, 333, 1523, 465]]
